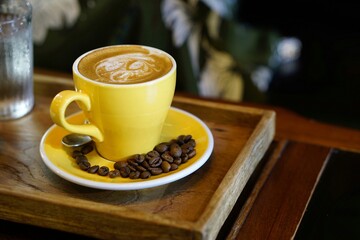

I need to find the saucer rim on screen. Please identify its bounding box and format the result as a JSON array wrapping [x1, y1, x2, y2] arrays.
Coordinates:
[[39, 107, 214, 190]]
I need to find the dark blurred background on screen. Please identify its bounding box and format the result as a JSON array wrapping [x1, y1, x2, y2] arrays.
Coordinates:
[[236, 0, 360, 129], [33, 0, 360, 129]]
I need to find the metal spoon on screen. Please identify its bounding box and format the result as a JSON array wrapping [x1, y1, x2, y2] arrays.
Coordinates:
[[61, 133, 92, 148]]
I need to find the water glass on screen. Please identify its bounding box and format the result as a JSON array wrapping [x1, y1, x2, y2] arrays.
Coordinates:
[[0, 0, 33, 120]]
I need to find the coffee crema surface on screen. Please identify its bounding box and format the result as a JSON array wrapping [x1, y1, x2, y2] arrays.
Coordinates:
[[78, 46, 173, 84]]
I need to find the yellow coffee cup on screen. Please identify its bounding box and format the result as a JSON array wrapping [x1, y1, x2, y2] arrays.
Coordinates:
[[50, 45, 176, 161]]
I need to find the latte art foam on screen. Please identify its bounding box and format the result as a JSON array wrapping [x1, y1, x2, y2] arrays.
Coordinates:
[[95, 53, 162, 83], [78, 46, 173, 84]]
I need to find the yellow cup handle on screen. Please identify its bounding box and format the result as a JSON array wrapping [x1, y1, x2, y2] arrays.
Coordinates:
[[50, 90, 104, 142]]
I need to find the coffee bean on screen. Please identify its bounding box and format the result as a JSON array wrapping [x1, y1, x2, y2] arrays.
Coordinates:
[[177, 135, 186, 145], [181, 153, 189, 163], [188, 149, 196, 159], [133, 154, 145, 163], [146, 150, 160, 160], [170, 163, 178, 171], [141, 160, 151, 169], [76, 155, 88, 165], [81, 144, 94, 154], [184, 135, 192, 143], [161, 161, 171, 173], [170, 143, 182, 158], [129, 171, 140, 179], [173, 158, 182, 165], [161, 151, 174, 163], [135, 165, 147, 172], [181, 142, 194, 153], [79, 161, 91, 171], [140, 171, 151, 179], [87, 165, 99, 174], [188, 139, 196, 147], [98, 166, 109, 176], [154, 143, 168, 153], [167, 139, 177, 145], [109, 169, 120, 178], [114, 161, 128, 170], [127, 159, 138, 167], [148, 156, 162, 167], [177, 135, 192, 144], [119, 166, 130, 177], [127, 164, 137, 172], [72, 150, 83, 159], [149, 167, 163, 175]]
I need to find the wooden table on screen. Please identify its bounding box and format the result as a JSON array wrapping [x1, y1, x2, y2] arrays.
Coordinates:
[[1, 71, 360, 239]]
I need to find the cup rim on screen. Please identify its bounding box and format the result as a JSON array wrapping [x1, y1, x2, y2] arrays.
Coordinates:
[[72, 44, 177, 88]]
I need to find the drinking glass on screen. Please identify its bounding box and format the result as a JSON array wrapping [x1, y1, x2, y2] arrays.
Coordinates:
[[0, 0, 33, 120]]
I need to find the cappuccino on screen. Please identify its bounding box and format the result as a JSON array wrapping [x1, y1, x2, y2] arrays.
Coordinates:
[[78, 45, 173, 84], [52, 45, 176, 160]]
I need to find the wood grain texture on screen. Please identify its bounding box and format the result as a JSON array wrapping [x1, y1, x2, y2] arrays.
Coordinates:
[[0, 73, 275, 239], [226, 140, 288, 239], [233, 142, 331, 240]]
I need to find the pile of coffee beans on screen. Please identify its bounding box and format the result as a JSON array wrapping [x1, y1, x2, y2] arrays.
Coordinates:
[[70, 135, 196, 179]]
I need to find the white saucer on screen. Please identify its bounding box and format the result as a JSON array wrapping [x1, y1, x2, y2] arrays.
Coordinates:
[[40, 107, 214, 190]]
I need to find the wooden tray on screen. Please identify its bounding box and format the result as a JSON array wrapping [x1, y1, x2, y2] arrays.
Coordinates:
[[0, 73, 275, 240]]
